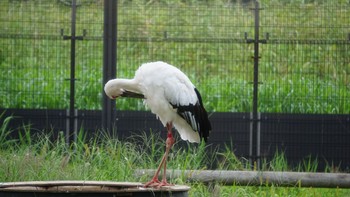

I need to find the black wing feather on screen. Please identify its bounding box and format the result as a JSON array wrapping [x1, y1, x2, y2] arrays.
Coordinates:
[[170, 88, 211, 142]]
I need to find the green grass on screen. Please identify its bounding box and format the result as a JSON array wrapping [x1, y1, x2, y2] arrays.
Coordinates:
[[0, 0, 349, 113], [0, 119, 350, 196]]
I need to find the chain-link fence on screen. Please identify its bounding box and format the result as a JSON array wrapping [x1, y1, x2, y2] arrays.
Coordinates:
[[0, 0, 103, 110], [1, 0, 349, 113]]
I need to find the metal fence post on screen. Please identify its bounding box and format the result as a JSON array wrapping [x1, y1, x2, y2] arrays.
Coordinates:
[[65, 0, 78, 145], [102, 0, 117, 133], [249, 0, 262, 169]]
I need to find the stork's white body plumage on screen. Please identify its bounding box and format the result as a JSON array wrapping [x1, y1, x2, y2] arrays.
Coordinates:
[[104, 61, 211, 187], [135, 62, 201, 142]]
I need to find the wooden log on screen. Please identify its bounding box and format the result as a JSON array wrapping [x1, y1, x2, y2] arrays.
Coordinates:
[[136, 170, 350, 188]]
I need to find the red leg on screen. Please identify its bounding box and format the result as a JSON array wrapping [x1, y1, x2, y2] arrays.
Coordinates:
[[143, 150, 166, 187], [144, 123, 175, 187], [159, 127, 175, 186]]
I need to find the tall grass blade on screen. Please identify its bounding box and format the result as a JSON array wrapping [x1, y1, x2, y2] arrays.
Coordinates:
[[0, 113, 17, 148]]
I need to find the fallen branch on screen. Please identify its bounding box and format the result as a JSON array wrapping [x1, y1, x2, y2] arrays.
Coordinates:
[[135, 170, 350, 188]]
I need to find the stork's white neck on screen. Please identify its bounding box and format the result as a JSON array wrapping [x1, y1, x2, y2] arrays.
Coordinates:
[[110, 78, 141, 93]]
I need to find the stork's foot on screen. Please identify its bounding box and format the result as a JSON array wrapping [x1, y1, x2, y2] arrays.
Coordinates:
[[158, 179, 174, 187], [144, 178, 174, 188], [143, 123, 175, 188], [144, 177, 160, 187]]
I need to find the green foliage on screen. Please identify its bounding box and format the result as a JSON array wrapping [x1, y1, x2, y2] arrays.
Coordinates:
[[216, 143, 246, 170], [297, 155, 319, 172], [263, 149, 289, 171], [0, 112, 17, 148], [0, 121, 350, 196], [0, 0, 349, 113]]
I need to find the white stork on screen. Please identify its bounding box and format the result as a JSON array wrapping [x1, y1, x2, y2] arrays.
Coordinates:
[[104, 61, 211, 187]]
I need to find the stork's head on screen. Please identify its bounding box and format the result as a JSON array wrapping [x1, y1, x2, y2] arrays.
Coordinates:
[[104, 79, 123, 99]]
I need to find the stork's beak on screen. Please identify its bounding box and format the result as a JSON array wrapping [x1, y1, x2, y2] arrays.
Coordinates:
[[121, 90, 145, 99], [107, 95, 118, 99]]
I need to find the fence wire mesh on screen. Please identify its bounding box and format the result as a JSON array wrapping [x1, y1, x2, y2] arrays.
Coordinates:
[[0, 0, 103, 109], [259, 3, 350, 113], [116, 1, 350, 113], [1, 0, 349, 114], [116, 2, 254, 112]]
